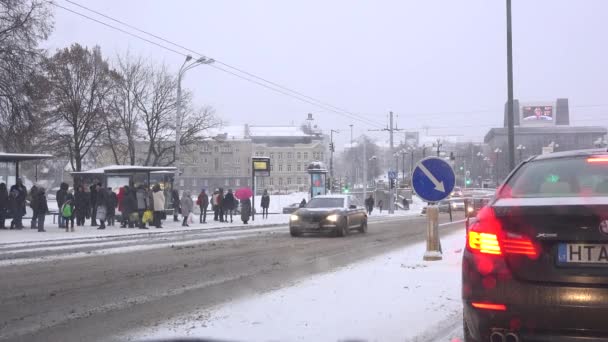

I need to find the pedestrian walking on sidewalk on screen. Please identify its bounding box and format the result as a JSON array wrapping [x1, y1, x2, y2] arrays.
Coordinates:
[[89, 183, 98, 226], [299, 198, 307, 208], [56, 182, 68, 228], [217, 188, 225, 222], [261, 190, 270, 219], [240, 198, 251, 224], [365, 194, 375, 215], [197, 189, 209, 223], [62, 189, 75, 232], [33, 187, 48, 232], [122, 187, 137, 228], [223, 189, 236, 223], [152, 184, 165, 228], [107, 188, 118, 227], [74, 185, 89, 227], [96, 184, 108, 230], [117, 186, 126, 227], [0, 183, 8, 229], [180, 191, 193, 227], [171, 189, 180, 222], [9, 178, 26, 229], [212, 189, 219, 221], [28, 184, 39, 229], [378, 199, 384, 214]]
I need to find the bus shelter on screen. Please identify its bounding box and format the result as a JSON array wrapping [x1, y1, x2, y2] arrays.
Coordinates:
[[0, 152, 53, 187], [70, 165, 176, 194]]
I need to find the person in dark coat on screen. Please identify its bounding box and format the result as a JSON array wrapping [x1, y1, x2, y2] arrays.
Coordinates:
[[28, 184, 39, 229], [261, 190, 270, 219], [171, 189, 180, 222], [62, 189, 75, 231], [240, 198, 251, 224], [89, 183, 98, 226], [122, 187, 137, 228], [9, 178, 27, 229], [0, 183, 8, 229], [378, 199, 384, 214], [56, 182, 68, 228], [107, 188, 118, 227], [136, 185, 149, 229], [74, 185, 89, 226], [96, 185, 108, 229], [365, 195, 375, 215], [33, 187, 49, 232], [223, 189, 236, 223], [299, 198, 307, 208], [197, 189, 209, 224], [217, 188, 225, 222]]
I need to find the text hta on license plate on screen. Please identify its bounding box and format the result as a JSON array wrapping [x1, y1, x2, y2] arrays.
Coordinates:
[[558, 243, 608, 264]]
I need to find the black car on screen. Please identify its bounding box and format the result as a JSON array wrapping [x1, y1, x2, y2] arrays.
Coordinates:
[[289, 195, 367, 237], [463, 149, 608, 341]]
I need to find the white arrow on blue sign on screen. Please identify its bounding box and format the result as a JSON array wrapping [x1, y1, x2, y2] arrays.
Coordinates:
[[412, 156, 455, 202], [388, 170, 397, 180]]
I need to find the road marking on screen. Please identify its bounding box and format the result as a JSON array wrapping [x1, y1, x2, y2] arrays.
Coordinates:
[[418, 163, 446, 192]]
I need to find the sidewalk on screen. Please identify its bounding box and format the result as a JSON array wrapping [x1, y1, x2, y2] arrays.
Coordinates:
[[0, 214, 289, 244]]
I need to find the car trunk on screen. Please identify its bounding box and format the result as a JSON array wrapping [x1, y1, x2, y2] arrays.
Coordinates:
[[494, 197, 608, 286]]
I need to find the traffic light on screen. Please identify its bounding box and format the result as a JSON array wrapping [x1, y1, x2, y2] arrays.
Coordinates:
[[389, 178, 396, 189], [342, 184, 350, 193], [459, 166, 464, 171], [465, 178, 472, 186], [329, 142, 335, 152]]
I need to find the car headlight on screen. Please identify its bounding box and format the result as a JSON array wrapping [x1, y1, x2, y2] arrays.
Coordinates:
[[290, 214, 299, 221], [452, 203, 457, 208], [467, 206, 474, 213], [326, 214, 339, 222]]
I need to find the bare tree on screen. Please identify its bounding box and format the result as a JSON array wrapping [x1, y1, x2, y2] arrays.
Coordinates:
[[44, 44, 119, 171], [109, 52, 147, 165], [135, 63, 220, 166], [0, 0, 53, 152]]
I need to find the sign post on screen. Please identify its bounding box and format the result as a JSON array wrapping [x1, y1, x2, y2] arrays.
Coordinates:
[[251, 157, 270, 222], [412, 157, 455, 261]]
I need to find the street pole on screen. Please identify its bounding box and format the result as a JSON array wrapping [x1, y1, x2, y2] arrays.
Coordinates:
[[363, 138, 367, 201], [506, 0, 516, 171], [174, 55, 214, 195], [349, 124, 353, 147], [389, 111, 395, 214], [410, 150, 414, 185], [329, 129, 338, 191], [401, 151, 405, 186]]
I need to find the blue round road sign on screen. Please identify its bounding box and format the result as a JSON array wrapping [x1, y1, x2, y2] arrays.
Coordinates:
[[412, 157, 455, 202]]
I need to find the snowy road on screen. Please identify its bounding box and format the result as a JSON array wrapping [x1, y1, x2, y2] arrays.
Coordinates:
[[0, 212, 464, 342]]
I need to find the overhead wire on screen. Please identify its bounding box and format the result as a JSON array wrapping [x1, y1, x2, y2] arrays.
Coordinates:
[[58, 0, 384, 128]]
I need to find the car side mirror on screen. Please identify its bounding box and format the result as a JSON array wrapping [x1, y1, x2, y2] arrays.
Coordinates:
[[349, 204, 357, 209]]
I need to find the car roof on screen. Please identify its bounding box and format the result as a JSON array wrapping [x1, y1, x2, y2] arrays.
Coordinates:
[[530, 148, 608, 162]]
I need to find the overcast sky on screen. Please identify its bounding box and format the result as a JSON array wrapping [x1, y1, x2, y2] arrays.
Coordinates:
[[46, 0, 608, 149]]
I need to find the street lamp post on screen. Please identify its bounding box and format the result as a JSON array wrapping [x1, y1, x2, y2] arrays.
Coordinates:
[[175, 55, 214, 192], [329, 129, 339, 190], [516, 144, 526, 162], [494, 148, 502, 185]]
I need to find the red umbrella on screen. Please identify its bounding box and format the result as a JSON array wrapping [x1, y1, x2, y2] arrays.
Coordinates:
[[235, 187, 253, 200]]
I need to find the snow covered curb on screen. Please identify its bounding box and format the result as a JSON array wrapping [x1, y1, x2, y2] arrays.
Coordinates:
[[123, 225, 466, 342]]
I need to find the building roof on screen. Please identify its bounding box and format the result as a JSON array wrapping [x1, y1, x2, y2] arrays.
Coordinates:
[[71, 165, 176, 174], [0, 152, 53, 162], [206, 125, 248, 141], [484, 125, 607, 143], [248, 126, 310, 138]]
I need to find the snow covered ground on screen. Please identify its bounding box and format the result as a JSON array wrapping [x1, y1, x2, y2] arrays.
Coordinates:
[[123, 224, 465, 342]]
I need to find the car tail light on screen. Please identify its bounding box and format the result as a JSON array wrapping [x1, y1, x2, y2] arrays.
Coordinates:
[[471, 302, 507, 311], [467, 206, 538, 259], [587, 157, 608, 163]]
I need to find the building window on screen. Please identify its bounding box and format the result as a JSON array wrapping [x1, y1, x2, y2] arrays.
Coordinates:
[[203, 157, 208, 163], [179, 179, 184, 187], [278, 164, 283, 172], [270, 152, 274, 159], [279, 177, 283, 186], [203, 145, 210, 152], [296, 163, 301, 171], [214, 146, 219, 153], [303, 152, 308, 160], [236, 158, 240, 165], [287, 164, 292, 172], [278, 152, 283, 159], [297, 177, 301, 184], [236, 179, 240, 186], [297, 152, 301, 160], [269, 178, 274, 185], [270, 164, 274, 171], [320, 152, 324, 160], [235, 147, 240, 153], [214, 158, 219, 170], [287, 177, 292, 185], [287, 152, 292, 159]]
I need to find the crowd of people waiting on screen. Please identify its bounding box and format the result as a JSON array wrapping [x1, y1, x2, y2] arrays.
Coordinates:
[[0, 179, 264, 232]]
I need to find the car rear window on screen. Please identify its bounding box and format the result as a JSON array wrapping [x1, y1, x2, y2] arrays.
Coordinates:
[[306, 198, 344, 208], [501, 156, 608, 198]]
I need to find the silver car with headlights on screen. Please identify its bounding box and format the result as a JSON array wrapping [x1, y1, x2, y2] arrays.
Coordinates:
[[289, 195, 368, 237]]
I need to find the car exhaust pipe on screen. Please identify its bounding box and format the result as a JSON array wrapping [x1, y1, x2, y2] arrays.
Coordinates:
[[505, 332, 519, 342], [490, 331, 505, 342]]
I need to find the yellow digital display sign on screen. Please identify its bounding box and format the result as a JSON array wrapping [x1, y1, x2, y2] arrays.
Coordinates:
[[253, 161, 269, 171]]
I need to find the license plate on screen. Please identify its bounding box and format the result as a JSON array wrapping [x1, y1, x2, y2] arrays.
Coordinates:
[[558, 243, 608, 264]]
